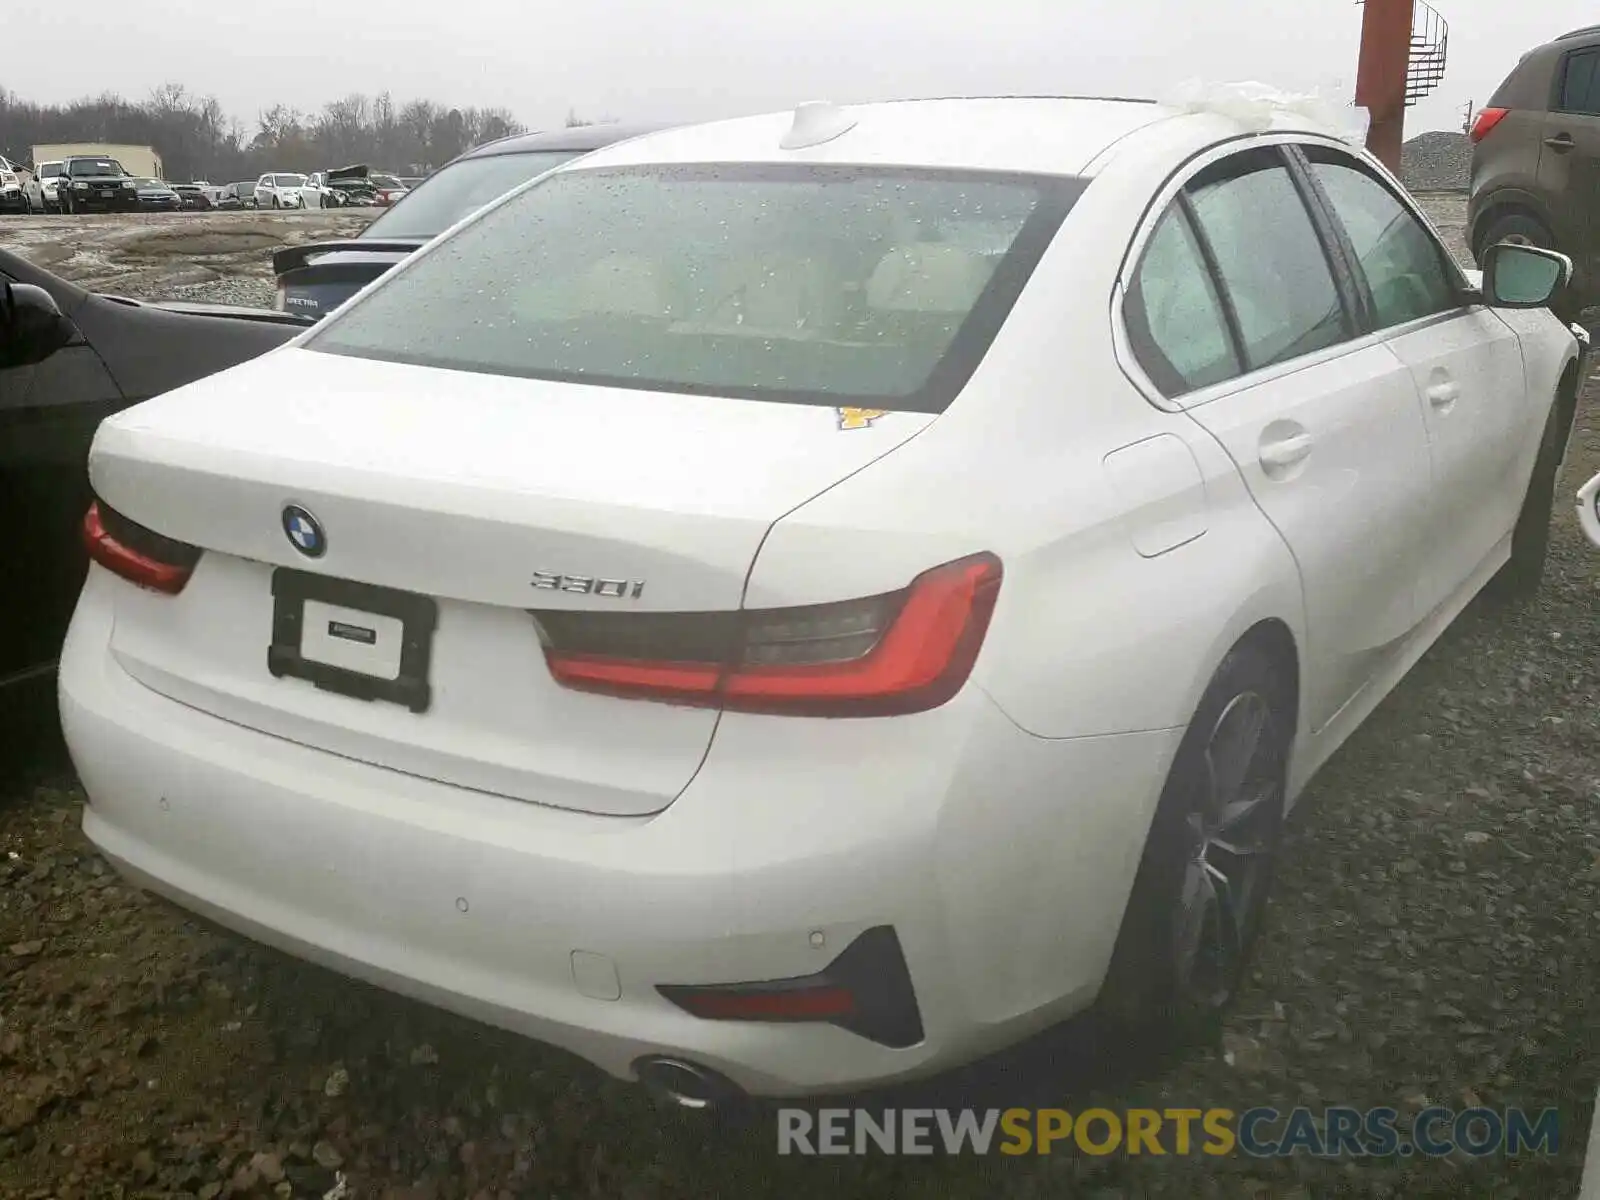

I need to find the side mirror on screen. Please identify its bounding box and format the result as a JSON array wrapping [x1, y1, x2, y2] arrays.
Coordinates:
[[0, 281, 77, 369], [1482, 242, 1573, 309], [1579, 471, 1600, 550]]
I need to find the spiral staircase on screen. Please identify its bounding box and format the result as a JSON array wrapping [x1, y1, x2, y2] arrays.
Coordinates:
[[1355, 0, 1449, 107], [1404, 0, 1449, 107]]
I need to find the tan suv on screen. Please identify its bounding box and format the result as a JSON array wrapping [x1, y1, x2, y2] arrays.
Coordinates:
[[1469, 24, 1600, 316]]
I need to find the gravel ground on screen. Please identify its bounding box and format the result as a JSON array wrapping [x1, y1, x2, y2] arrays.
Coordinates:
[[2, 200, 1598, 1199], [2, 209, 377, 308]]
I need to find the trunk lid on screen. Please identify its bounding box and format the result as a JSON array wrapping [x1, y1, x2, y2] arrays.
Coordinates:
[[272, 241, 424, 321], [89, 348, 933, 815]]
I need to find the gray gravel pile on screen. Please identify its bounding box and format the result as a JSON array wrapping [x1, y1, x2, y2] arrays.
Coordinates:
[[1402, 131, 1473, 193]]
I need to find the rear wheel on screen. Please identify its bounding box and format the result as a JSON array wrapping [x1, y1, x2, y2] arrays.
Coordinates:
[[1096, 642, 1291, 1040]]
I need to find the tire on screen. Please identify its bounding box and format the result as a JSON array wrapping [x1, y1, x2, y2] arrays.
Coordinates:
[[1475, 211, 1554, 264], [1095, 640, 1292, 1040], [1483, 394, 1569, 604]]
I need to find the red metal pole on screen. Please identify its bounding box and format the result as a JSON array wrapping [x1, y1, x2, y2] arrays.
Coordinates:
[[1355, 0, 1414, 174]]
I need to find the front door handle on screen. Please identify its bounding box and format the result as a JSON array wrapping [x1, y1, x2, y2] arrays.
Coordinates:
[[1426, 381, 1460, 408], [1545, 133, 1576, 152], [1259, 432, 1313, 471]]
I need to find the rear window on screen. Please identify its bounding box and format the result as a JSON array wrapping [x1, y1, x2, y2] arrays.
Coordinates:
[[68, 159, 125, 176], [309, 164, 1083, 412], [362, 150, 583, 239]]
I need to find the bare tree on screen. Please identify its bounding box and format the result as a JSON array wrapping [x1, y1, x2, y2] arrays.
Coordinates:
[[0, 86, 527, 181]]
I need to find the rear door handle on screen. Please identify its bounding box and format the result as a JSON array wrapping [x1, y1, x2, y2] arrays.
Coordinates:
[[1426, 381, 1460, 408], [1545, 133, 1576, 152], [1259, 432, 1313, 471]]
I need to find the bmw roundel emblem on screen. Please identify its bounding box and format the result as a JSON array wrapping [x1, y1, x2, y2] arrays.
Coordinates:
[[282, 505, 326, 558]]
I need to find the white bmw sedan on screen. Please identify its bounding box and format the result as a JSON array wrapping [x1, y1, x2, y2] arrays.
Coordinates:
[[59, 96, 1582, 1103]]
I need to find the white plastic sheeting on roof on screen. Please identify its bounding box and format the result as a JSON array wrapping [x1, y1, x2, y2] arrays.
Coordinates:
[[1159, 80, 1371, 145]]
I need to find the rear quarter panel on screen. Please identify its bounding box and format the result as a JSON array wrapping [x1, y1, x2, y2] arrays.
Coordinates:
[[755, 129, 1307, 745]]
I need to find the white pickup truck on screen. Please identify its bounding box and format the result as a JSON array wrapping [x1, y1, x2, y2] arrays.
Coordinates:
[[0, 156, 26, 214]]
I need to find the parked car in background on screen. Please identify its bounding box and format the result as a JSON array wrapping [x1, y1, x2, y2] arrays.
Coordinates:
[[369, 173, 409, 206], [58, 156, 139, 214], [1470, 22, 1600, 316], [0, 247, 308, 722], [0, 155, 27, 213], [274, 124, 666, 319], [131, 178, 183, 212], [255, 173, 307, 209], [220, 181, 258, 210], [64, 97, 1583, 1103], [300, 171, 337, 208], [302, 164, 385, 208], [399, 176, 424, 190], [24, 160, 63, 213], [170, 183, 212, 211]]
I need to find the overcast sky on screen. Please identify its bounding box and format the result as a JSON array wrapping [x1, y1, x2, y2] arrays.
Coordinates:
[[5, 1, 1593, 140]]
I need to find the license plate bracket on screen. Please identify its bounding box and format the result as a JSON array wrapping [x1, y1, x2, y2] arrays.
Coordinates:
[[267, 568, 437, 713]]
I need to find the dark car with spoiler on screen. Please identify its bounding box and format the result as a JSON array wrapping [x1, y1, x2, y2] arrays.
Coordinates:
[[0, 246, 310, 743], [271, 122, 668, 321]]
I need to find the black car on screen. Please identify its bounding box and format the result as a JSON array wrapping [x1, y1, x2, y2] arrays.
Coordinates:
[[57, 156, 141, 214], [0, 247, 309, 719], [131, 177, 183, 212], [170, 183, 212, 211], [272, 123, 668, 320]]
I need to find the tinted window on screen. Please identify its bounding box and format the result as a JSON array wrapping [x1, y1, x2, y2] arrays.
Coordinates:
[[1186, 152, 1348, 371], [1305, 150, 1458, 329], [38, 163, 62, 178], [363, 151, 584, 239], [1560, 49, 1600, 114], [272, 174, 306, 187], [68, 159, 125, 176], [1124, 205, 1240, 395], [310, 165, 1082, 412]]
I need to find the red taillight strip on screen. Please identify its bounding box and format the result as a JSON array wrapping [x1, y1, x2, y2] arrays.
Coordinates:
[[721, 554, 1000, 712], [1469, 107, 1509, 144], [82, 502, 195, 595], [539, 656, 723, 702], [541, 552, 1002, 717]]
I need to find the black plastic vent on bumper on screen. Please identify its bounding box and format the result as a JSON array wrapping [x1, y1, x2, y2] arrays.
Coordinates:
[[657, 925, 924, 1049]]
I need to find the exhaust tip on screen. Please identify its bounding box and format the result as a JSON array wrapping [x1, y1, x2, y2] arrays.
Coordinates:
[[633, 1056, 742, 1110]]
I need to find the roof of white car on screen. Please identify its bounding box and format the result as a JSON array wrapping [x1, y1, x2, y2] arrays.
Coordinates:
[[572, 94, 1358, 179], [578, 97, 1181, 177]]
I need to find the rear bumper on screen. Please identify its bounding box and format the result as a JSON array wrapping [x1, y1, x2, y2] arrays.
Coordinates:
[[59, 567, 1179, 1095]]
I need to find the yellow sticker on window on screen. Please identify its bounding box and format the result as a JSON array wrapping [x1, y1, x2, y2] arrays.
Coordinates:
[[835, 407, 889, 431]]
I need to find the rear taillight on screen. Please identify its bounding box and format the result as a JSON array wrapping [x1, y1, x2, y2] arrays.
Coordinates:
[[535, 552, 1002, 717], [83, 501, 200, 595], [1469, 107, 1510, 143]]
